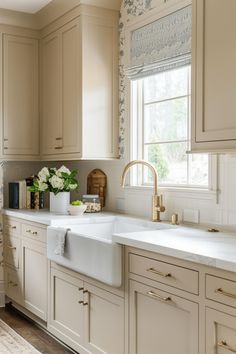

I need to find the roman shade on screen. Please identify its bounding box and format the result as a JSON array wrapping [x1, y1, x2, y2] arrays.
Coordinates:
[[126, 5, 191, 80]]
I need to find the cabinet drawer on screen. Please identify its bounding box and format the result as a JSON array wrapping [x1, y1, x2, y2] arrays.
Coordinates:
[[129, 253, 199, 295], [4, 236, 20, 269], [4, 219, 21, 236], [5, 266, 22, 304], [22, 223, 46, 243], [206, 274, 236, 308]]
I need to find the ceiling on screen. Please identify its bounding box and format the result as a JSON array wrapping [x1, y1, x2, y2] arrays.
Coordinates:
[[0, 0, 52, 14]]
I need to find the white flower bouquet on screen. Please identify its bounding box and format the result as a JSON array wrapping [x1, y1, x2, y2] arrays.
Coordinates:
[[29, 166, 79, 195]]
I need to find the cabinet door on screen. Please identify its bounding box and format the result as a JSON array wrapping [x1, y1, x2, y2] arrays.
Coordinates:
[[4, 266, 23, 304], [129, 280, 198, 354], [4, 235, 20, 269], [3, 35, 39, 156], [206, 307, 236, 354], [41, 32, 62, 155], [192, 0, 236, 152], [22, 238, 47, 320], [84, 282, 124, 354], [49, 268, 85, 351], [60, 19, 81, 155]]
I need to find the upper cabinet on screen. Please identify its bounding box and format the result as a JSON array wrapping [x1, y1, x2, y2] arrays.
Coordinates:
[[41, 6, 119, 160], [2, 33, 39, 159], [191, 0, 236, 152]]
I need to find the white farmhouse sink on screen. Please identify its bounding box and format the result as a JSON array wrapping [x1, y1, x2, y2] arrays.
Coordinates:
[[47, 216, 170, 287]]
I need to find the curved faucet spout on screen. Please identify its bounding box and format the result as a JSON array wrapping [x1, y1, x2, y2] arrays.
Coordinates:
[[121, 160, 158, 195], [121, 160, 165, 222]]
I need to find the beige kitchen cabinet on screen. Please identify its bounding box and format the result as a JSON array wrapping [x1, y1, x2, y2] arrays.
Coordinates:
[[84, 282, 124, 354], [2, 34, 39, 159], [21, 237, 47, 321], [191, 0, 236, 152], [129, 280, 198, 354], [40, 5, 118, 160], [49, 266, 124, 354], [206, 307, 236, 354], [3, 216, 48, 321]]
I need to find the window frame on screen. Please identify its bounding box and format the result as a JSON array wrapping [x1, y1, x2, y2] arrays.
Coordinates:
[[130, 67, 216, 192]]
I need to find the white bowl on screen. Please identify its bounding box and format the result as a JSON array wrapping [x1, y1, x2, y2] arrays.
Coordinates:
[[68, 204, 87, 216]]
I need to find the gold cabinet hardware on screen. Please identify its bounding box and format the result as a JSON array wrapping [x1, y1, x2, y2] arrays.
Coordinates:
[[6, 245, 16, 250], [78, 287, 84, 291], [4, 138, 8, 141], [146, 267, 172, 278], [55, 147, 63, 150], [55, 137, 63, 140], [83, 302, 88, 306], [83, 290, 88, 294], [4, 147, 8, 150], [218, 340, 236, 353], [215, 288, 236, 299], [147, 290, 172, 302], [8, 281, 17, 287], [26, 230, 37, 235], [11, 226, 16, 229], [78, 301, 84, 304]]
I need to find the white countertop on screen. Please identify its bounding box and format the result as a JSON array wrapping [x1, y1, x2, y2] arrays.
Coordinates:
[[3, 208, 236, 273], [2, 208, 117, 226], [113, 226, 236, 272]]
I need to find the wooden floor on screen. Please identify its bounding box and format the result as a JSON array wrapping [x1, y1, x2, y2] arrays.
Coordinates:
[[0, 304, 75, 354]]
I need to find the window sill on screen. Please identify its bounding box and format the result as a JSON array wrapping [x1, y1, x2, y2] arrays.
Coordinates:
[[124, 185, 218, 201]]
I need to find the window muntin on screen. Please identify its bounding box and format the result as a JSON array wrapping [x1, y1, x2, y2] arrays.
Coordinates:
[[131, 66, 209, 188]]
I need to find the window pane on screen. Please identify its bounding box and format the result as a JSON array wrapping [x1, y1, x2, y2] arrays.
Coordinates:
[[189, 154, 209, 186], [144, 97, 188, 143], [143, 66, 189, 103], [144, 142, 188, 185]]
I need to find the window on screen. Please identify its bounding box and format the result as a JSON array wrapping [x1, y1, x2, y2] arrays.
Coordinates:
[[131, 65, 209, 188]]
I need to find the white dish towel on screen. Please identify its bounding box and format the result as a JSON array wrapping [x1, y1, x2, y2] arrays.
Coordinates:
[[54, 228, 70, 256]]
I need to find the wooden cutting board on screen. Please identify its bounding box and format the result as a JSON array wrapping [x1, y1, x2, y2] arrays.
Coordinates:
[[87, 169, 107, 207]]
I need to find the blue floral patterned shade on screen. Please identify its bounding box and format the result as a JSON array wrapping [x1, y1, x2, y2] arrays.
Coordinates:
[[127, 5, 192, 79]]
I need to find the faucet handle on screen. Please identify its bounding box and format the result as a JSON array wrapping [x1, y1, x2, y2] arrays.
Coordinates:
[[158, 194, 165, 212]]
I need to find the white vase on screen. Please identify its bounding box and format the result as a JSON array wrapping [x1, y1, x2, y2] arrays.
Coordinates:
[[49, 192, 70, 215]]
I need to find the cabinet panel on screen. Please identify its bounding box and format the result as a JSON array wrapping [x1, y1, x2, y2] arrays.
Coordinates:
[[49, 268, 84, 347], [192, 0, 236, 151], [129, 253, 199, 294], [61, 19, 81, 155], [5, 266, 22, 304], [4, 235, 20, 269], [129, 280, 198, 354], [22, 239, 47, 320], [84, 282, 124, 354], [41, 32, 62, 155], [206, 307, 236, 354], [3, 35, 39, 156]]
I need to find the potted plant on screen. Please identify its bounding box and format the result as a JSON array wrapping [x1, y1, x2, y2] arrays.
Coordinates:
[[29, 166, 79, 214]]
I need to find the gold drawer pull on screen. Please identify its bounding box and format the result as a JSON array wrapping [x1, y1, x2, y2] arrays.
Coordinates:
[[26, 230, 38, 235], [215, 288, 236, 299], [78, 287, 84, 291], [78, 301, 84, 304], [147, 290, 172, 302], [11, 226, 16, 229], [147, 267, 172, 278], [83, 302, 88, 306], [218, 340, 236, 353], [55, 147, 63, 150], [6, 245, 16, 250], [8, 281, 17, 287]]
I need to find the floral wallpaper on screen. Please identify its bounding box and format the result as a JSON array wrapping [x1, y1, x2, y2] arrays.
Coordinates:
[[119, 0, 153, 158]]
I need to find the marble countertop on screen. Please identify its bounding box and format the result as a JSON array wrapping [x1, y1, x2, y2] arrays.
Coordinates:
[[2, 208, 117, 226], [113, 226, 236, 272], [3, 208, 236, 273]]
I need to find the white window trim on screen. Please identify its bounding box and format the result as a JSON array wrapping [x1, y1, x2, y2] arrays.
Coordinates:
[[127, 77, 219, 202]]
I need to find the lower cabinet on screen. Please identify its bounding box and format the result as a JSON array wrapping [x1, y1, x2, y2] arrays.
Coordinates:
[[49, 267, 124, 354], [206, 307, 236, 354], [4, 266, 23, 304], [21, 238, 48, 321], [129, 280, 198, 354]]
